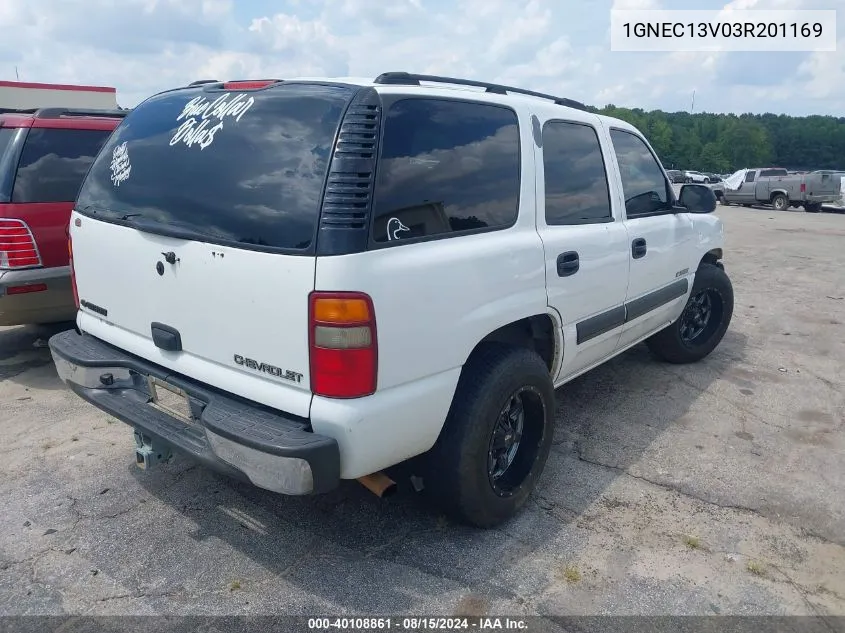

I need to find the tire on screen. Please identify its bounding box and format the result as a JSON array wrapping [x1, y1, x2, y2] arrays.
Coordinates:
[[646, 263, 734, 364], [771, 193, 788, 211], [422, 344, 555, 528], [805, 202, 822, 213]]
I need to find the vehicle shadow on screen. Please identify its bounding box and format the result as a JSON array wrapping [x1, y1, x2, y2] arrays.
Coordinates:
[[124, 329, 749, 614], [0, 322, 74, 390]]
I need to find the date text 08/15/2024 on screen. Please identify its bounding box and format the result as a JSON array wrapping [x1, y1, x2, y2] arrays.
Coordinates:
[[307, 617, 529, 630]]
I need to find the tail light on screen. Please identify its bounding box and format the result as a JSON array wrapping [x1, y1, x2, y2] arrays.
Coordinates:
[[68, 230, 79, 309], [0, 219, 41, 269], [309, 292, 377, 398], [800, 183, 806, 193]]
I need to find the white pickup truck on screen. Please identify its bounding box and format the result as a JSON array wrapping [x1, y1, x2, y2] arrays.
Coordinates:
[[721, 167, 842, 212], [49, 72, 733, 527]]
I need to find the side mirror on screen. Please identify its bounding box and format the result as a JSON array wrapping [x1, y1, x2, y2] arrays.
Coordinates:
[[678, 184, 717, 214]]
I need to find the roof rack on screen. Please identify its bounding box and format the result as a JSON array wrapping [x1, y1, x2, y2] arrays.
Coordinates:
[[373, 72, 588, 111], [0, 107, 39, 115]]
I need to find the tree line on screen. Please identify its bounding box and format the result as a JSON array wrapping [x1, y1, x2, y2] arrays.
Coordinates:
[[591, 105, 845, 173]]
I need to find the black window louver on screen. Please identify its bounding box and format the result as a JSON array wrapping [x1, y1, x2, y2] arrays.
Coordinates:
[[316, 88, 382, 255]]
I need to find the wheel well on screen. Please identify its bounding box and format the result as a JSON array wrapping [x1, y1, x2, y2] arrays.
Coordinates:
[[701, 248, 723, 268], [770, 191, 788, 201], [472, 315, 558, 374]]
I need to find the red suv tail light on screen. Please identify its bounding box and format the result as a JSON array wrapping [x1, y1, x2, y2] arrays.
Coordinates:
[[0, 219, 41, 269], [68, 231, 79, 309], [309, 292, 377, 398], [800, 183, 807, 193]]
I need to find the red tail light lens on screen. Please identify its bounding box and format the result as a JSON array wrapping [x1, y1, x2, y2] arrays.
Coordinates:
[[0, 219, 41, 269], [309, 292, 377, 398], [7, 284, 47, 295], [800, 183, 807, 193], [68, 232, 79, 309]]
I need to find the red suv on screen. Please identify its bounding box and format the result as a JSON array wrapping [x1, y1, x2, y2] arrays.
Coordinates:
[[0, 107, 125, 326]]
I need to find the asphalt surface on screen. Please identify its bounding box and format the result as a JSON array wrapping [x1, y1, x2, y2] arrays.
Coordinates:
[[1, 207, 843, 617]]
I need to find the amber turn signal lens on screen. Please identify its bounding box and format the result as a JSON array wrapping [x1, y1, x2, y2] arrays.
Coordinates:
[[312, 297, 371, 324]]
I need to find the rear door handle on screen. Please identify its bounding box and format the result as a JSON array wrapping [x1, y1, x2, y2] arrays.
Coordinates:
[[557, 251, 579, 277], [632, 238, 647, 259]]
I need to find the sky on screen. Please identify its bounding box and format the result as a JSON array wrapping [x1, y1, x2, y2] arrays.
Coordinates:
[[0, 0, 842, 116]]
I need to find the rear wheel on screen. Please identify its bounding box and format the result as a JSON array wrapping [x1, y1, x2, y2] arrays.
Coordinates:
[[423, 344, 555, 527], [771, 193, 788, 211], [646, 263, 734, 364], [805, 202, 822, 213]]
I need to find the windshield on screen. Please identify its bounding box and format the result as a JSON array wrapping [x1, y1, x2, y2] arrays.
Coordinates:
[[76, 83, 355, 252]]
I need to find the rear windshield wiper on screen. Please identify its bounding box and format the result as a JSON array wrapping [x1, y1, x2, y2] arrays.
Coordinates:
[[121, 215, 223, 244]]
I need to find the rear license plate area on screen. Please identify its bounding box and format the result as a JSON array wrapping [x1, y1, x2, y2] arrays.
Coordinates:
[[147, 376, 193, 423]]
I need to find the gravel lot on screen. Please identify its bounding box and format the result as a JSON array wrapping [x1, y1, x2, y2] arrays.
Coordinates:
[[1, 207, 843, 617]]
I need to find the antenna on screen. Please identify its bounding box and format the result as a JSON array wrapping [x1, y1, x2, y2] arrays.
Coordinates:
[[691, 90, 696, 113], [15, 66, 20, 81]]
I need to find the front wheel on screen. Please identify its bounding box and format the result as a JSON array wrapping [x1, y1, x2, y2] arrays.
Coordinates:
[[646, 263, 734, 364], [422, 344, 555, 528]]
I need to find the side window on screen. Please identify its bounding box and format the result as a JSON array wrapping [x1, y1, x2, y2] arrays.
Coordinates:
[[542, 121, 612, 225], [372, 99, 520, 243], [12, 128, 111, 203], [609, 129, 670, 218], [745, 171, 756, 183]]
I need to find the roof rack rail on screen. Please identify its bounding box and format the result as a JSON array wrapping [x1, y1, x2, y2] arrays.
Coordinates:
[[32, 107, 129, 119], [188, 79, 220, 87], [0, 107, 39, 115], [373, 72, 588, 111]]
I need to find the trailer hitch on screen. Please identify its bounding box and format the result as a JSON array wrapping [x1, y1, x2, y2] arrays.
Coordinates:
[[133, 430, 173, 470]]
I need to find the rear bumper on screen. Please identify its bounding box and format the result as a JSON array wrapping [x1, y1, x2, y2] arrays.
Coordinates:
[[0, 266, 75, 326], [48, 329, 340, 495]]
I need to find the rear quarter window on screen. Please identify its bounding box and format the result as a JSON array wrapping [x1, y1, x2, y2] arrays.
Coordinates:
[[0, 127, 20, 202], [371, 98, 520, 244], [12, 128, 112, 203]]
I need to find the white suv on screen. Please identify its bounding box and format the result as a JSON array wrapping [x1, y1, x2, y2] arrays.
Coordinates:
[[49, 72, 733, 527]]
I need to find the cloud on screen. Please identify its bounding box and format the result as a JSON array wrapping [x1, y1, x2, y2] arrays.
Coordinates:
[[0, 0, 841, 116]]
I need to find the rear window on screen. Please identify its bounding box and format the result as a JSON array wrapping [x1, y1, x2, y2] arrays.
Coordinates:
[[760, 169, 787, 177], [371, 98, 520, 243], [11, 128, 111, 203], [76, 83, 354, 252]]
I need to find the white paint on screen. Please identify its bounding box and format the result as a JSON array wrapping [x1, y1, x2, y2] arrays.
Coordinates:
[[109, 142, 131, 187], [170, 93, 255, 151], [723, 169, 748, 191]]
